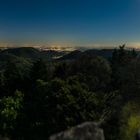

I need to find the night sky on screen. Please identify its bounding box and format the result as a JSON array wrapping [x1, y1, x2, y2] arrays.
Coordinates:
[[0, 0, 140, 47]]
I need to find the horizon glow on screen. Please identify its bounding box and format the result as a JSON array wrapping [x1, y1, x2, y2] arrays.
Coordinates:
[[0, 0, 140, 47]]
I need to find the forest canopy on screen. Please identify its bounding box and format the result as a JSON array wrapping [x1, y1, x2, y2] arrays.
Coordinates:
[[0, 45, 139, 140]]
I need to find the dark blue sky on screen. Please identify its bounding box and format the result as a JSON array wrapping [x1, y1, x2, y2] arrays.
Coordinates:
[[0, 0, 140, 47]]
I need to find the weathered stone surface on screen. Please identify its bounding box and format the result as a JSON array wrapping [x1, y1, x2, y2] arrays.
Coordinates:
[[49, 122, 105, 140], [0, 136, 10, 140]]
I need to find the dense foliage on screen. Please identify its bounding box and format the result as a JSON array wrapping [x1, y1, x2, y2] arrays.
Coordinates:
[[0, 45, 139, 140]]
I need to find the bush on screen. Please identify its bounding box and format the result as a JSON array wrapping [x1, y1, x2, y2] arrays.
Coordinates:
[[120, 101, 140, 140]]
